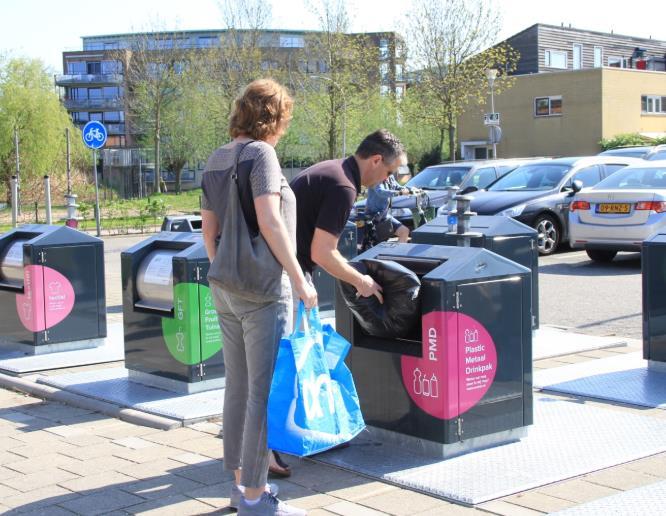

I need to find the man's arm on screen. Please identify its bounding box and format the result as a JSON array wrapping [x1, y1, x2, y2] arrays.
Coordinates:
[[311, 228, 383, 302]]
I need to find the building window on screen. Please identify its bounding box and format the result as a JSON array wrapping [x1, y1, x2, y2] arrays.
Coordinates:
[[66, 61, 86, 74], [197, 36, 218, 48], [71, 112, 89, 123], [594, 46, 603, 67], [535, 96, 562, 116], [395, 86, 404, 99], [544, 50, 567, 69], [379, 38, 389, 59], [279, 35, 304, 48], [642, 95, 666, 114], [573, 44, 582, 69], [607, 56, 629, 68], [395, 64, 404, 82], [380, 62, 389, 82], [86, 62, 101, 74], [380, 85, 390, 96], [101, 60, 121, 74]]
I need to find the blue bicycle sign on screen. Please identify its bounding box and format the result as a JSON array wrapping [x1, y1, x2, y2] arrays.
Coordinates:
[[82, 121, 107, 149]]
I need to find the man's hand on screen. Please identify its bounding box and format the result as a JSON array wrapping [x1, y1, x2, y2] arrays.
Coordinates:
[[355, 274, 384, 303]]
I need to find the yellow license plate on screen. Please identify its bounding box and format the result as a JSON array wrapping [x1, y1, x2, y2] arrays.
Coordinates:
[[598, 203, 630, 214]]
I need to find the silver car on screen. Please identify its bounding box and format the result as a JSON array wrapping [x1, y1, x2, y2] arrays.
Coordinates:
[[569, 162, 666, 262]]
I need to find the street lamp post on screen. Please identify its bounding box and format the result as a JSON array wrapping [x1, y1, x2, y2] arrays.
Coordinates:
[[310, 75, 347, 158], [486, 68, 499, 159]]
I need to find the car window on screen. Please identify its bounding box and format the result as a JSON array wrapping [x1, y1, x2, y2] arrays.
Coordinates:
[[466, 167, 497, 188], [406, 166, 471, 189], [572, 165, 602, 187], [595, 166, 666, 189], [603, 164, 630, 177], [647, 150, 666, 161], [497, 165, 517, 176], [489, 164, 571, 191]]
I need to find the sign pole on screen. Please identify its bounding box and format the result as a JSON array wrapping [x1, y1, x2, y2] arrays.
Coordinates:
[[93, 149, 101, 237], [14, 127, 21, 216]]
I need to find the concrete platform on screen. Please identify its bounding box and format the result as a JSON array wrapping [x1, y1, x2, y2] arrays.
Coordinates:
[[534, 352, 666, 409], [552, 479, 666, 515], [0, 323, 124, 376], [311, 396, 666, 505], [532, 326, 626, 360], [36, 367, 223, 424]]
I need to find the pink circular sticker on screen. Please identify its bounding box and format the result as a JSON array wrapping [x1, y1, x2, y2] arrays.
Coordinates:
[[400, 311, 497, 420], [15, 265, 75, 332]]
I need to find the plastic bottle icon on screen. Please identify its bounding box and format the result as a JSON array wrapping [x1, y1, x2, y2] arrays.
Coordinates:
[[422, 374, 431, 397], [430, 374, 439, 398], [413, 368, 422, 394]]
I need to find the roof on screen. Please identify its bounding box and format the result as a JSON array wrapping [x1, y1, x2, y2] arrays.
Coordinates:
[[504, 23, 666, 46]]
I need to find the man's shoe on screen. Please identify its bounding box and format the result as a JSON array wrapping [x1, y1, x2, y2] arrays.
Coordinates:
[[237, 492, 306, 515], [230, 483, 279, 510]]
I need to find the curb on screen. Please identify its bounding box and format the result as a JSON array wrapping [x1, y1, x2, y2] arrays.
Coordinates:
[[0, 373, 181, 430]]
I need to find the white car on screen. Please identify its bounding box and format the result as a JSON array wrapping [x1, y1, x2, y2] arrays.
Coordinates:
[[569, 162, 666, 262]]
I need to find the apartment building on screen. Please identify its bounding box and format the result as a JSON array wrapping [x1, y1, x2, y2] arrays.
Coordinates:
[[55, 29, 406, 195], [458, 24, 666, 159]]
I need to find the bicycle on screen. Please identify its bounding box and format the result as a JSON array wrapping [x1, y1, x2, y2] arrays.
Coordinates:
[[84, 127, 105, 143], [356, 188, 435, 253]]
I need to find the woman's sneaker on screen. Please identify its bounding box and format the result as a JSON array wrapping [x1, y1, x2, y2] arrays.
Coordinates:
[[237, 492, 306, 515], [230, 483, 279, 510]]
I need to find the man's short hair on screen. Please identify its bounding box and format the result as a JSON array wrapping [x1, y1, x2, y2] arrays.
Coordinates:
[[355, 129, 405, 163]]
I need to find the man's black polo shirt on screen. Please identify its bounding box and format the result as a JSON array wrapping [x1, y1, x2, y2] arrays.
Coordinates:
[[290, 156, 361, 273]]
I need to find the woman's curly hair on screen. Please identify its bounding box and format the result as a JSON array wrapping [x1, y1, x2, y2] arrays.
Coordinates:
[[229, 78, 293, 141]]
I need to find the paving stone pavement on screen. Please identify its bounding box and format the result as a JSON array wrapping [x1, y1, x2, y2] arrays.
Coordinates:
[[0, 234, 664, 514]]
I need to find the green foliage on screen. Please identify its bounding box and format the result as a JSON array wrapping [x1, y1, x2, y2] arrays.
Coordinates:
[[418, 146, 444, 171], [599, 133, 666, 150], [0, 57, 88, 202], [145, 197, 169, 224]]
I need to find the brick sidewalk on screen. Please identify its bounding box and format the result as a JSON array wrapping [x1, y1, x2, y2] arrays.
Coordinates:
[[0, 341, 665, 515]]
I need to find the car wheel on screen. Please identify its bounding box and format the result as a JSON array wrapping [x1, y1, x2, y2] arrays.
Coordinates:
[[534, 214, 560, 255], [585, 249, 617, 262]]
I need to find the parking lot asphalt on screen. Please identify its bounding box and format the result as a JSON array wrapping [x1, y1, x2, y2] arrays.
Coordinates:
[[0, 234, 663, 515]]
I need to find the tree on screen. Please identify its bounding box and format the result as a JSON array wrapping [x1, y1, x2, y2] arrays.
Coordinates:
[[287, 0, 379, 160], [407, 0, 519, 161], [120, 30, 193, 194], [160, 67, 214, 194], [0, 57, 87, 204], [199, 0, 275, 150]]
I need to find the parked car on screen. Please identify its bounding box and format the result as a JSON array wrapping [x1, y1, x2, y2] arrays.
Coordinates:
[[646, 144, 666, 161], [597, 146, 654, 159], [467, 156, 642, 255], [161, 215, 202, 232], [569, 162, 666, 262], [350, 158, 539, 228]]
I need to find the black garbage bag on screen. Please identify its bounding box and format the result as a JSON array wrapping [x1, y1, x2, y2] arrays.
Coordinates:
[[338, 259, 421, 338]]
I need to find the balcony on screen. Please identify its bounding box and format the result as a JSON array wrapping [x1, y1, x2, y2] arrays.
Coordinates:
[[55, 74, 124, 86], [63, 97, 124, 110]]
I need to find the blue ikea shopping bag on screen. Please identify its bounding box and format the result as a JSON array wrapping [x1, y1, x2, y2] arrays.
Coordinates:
[[268, 303, 365, 456]]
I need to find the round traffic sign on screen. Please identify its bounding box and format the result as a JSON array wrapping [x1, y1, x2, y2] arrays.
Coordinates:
[[82, 121, 107, 149]]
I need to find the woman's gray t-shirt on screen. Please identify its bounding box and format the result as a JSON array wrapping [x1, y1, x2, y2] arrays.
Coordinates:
[[201, 140, 296, 273]]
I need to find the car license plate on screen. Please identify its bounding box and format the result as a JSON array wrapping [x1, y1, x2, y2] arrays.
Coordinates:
[[597, 203, 630, 214]]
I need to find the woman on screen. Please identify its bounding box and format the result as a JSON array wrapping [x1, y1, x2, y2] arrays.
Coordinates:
[[201, 79, 317, 516]]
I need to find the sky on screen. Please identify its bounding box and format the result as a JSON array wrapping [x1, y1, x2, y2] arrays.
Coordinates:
[[2, 0, 666, 73]]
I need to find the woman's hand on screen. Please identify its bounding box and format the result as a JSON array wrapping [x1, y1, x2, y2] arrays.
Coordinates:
[[295, 278, 318, 309]]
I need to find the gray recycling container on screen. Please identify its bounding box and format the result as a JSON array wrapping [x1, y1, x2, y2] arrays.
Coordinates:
[[412, 215, 539, 329], [335, 242, 532, 446], [121, 232, 223, 392], [0, 224, 106, 350], [643, 232, 666, 364]]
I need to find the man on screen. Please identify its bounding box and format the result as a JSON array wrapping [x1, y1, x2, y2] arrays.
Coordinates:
[[290, 129, 407, 302], [365, 172, 411, 244]]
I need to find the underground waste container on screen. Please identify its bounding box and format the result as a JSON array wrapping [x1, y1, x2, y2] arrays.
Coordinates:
[[643, 232, 666, 367], [335, 242, 532, 452], [312, 221, 357, 313], [412, 214, 539, 329], [0, 224, 106, 352], [121, 232, 223, 392]]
